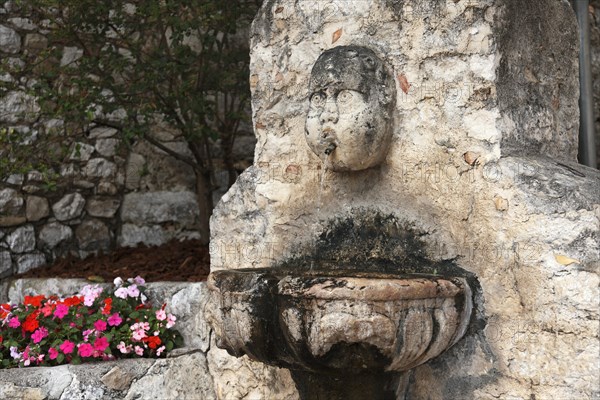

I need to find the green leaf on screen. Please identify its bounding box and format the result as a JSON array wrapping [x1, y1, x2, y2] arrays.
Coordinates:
[[57, 354, 65, 364]]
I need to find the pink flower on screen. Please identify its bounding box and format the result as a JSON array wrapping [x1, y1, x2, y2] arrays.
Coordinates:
[[94, 319, 107, 332], [114, 287, 128, 299], [82, 329, 94, 342], [127, 284, 140, 298], [132, 328, 146, 341], [94, 336, 109, 352], [54, 304, 69, 319], [48, 348, 59, 360], [117, 341, 132, 354], [108, 313, 122, 326], [156, 345, 166, 356], [133, 276, 145, 285], [134, 345, 144, 356], [8, 316, 20, 328], [155, 309, 166, 321], [60, 340, 75, 354], [32, 327, 48, 344], [78, 343, 94, 357], [166, 314, 176, 329]]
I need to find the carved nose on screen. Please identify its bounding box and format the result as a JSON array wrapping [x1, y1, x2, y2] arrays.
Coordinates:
[[320, 101, 338, 124]]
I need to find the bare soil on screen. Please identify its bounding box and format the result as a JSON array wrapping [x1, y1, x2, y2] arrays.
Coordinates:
[[15, 239, 210, 283]]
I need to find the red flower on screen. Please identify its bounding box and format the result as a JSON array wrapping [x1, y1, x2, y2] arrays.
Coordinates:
[[24, 295, 45, 308], [22, 313, 40, 333], [63, 296, 83, 307], [102, 298, 112, 315], [143, 336, 162, 349], [0, 303, 10, 318], [0, 335, 3, 344]]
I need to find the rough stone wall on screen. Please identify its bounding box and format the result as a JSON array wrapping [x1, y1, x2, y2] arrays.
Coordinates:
[[210, 0, 599, 399], [0, 1, 255, 278]]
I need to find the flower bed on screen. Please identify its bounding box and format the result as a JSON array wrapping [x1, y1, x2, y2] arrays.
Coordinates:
[[0, 277, 183, 368]]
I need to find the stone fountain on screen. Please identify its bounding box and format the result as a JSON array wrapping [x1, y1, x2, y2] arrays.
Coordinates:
[[207, 46, 475, 399], [207, 1, 599, 399]]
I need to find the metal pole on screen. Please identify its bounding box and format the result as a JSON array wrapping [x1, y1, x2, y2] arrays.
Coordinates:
[[572, 0, 598, 168]]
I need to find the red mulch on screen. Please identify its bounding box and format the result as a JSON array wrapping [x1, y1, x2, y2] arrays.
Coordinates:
[[15, 239, 210, 283]]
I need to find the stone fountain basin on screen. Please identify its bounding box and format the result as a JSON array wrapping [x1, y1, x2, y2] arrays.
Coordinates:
[[207, 268, 472, 375]]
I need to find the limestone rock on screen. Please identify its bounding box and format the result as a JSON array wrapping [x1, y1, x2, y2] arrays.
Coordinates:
[[97, 182, 119, 195], [117, 224, 166, 247], [0, 24, 20, 53], [75, 219, 110, 251], [124, 352, 215, 400], [120, 191, 199, 226], [39, 222, 72, 248], [86, 197, 121, 218], [125, 152, 146, 190], [6, 225, 35, 253], [16, 252, 46, 273], [84, 158, 117, 178], [60, 46, 83, 66], [0, 91, 38, 124], [7, 17, 36, 30], [0, 251, 12, 277], [95, 138, 120, 157], [26, 195, 49, 221], [89, 126, 118, 139], [69, 142, 95, 161], [52, 193, 85, 221], [26, 170, 43, 182], [5, 173, 24, 185], [23, 33, 47, 52], [0, 382, 45, 400], [0, 188, 23, 215], [0, 216, 26, 227], [101, 366, 134, 391]]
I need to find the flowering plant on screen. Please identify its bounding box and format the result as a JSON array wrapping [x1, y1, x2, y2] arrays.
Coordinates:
[[0, 276, 183, 368]]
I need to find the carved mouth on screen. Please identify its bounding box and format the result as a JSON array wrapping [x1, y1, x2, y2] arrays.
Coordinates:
[[321, 127, 335, 138]]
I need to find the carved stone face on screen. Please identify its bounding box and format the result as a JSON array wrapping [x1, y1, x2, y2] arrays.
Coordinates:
[[305, 46, 395, 171]]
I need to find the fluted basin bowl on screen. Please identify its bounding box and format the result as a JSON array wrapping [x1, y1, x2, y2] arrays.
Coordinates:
[[206, 268, 472, 375]]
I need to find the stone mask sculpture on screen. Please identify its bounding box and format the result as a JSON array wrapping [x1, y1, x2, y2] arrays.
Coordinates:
[[305, 46, 396, 171]]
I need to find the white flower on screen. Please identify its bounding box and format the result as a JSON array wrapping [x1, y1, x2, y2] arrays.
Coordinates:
[[127, 284, 140, 298], [113, 277, 123, 287], [114, 287, 128, 299], [133, 276, 145, 285]]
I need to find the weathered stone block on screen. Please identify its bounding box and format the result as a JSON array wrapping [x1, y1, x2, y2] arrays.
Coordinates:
[[75, 219, 110, 251], [120, 191, 199, 226], [117, 224, 166, 247], [84, 158, 117, 178], [0, 91, 38, 124], [23, 33, 47, 53], [0, 216, 27, 227], [95, 138, 120, 157], [0, 251, 12, 276], [86, 197, 121, 218], [89, 126, 118, 139], [38, 222, 72, 248], [0, 24, 20, 53], [6, 225, 35, 253], [15, 252, 46, 274], [52, 193, 85, 221], [25, 195, 49, 221], [69, 142, 95, 161], [0, 188, 23, 215]]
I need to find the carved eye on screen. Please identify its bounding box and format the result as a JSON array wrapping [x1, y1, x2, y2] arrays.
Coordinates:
[[337, 90, 354, 104], [310, 93, 326, 107]]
